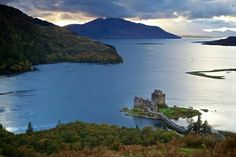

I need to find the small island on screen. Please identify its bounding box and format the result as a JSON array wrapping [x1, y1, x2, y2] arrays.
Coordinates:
[[186, 68, 236, 79], [121, 90, 201, 120]]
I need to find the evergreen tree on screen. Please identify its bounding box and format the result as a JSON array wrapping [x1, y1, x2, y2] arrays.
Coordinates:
[[202, 120, 211, 134], [57, 120, 62, 127], [26, 121, 34, 134], [195, 115, 202, 134], [187, 118, 194, 132]]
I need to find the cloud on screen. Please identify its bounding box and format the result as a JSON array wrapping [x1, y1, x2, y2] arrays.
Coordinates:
[[2, 0, 236, 20], [1, 0, 236, 35], [0, 0, 12, 4], [204, 27, 236, 32]]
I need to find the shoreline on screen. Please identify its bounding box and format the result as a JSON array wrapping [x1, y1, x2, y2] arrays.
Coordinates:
[[0, 58, 123, 76]]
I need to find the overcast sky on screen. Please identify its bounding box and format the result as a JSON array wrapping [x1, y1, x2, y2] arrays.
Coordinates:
[[1, 0, 236, 36]]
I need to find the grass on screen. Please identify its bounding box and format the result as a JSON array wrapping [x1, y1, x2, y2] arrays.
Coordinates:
[[121, 106, 201, 119], [159, 107, 201, 119], [178, 147, 206, 155], [121, 107, 154, 118]]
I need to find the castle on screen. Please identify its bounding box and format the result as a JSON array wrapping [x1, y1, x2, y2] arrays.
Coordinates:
[[134, 89, 167, 112]]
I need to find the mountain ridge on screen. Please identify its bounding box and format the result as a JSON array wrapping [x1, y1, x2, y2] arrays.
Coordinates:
[[0, 4, 123, 74], [65, 18, 181, 39], [203, 36, 236, 46]]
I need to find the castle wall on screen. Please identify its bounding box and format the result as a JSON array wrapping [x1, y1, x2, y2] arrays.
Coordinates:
[[134, 90, 166, 112], [134, 96, 152, 108]]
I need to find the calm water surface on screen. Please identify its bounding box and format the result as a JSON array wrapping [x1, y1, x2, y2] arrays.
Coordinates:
[[0, 39, 236, 132]]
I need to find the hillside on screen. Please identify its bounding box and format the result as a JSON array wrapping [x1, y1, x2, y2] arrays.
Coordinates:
[[0, 5, 123, 74], [203, 36, 236, 46], [0, 121, 235, 157], [65, 18, 181, 39]]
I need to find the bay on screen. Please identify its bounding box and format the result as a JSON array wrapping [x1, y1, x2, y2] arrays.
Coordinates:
[[0, 38, 236, 133]]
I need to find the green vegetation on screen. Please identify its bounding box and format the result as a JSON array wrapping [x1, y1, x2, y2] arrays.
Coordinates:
[[121, 106, 201, 119], [187, 115, 212, 135], [0, 121, 178, 157], [177, 147, 206, 155], [0, 121, 235, 157], [159, 106, 201, 119], [0, 4, 123, 74], [120, 107, 149, 117], [186, 68, 236, 79]]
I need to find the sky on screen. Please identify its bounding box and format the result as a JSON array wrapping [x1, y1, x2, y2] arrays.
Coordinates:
[[1, 0, 236, 36]]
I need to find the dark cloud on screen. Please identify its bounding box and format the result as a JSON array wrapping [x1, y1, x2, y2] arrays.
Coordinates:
[[2, 0, 236, 19], [0, 0, 13, 4]]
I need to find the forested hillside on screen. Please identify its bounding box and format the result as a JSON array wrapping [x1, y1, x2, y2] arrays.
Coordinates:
[[0, 5, 123, 74], [0, 121, 235, 157]]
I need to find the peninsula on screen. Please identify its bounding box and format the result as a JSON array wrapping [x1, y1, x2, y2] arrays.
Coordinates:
[[0, 5, 123, 74], [202, 36, 236, 46], [187, 68, 236, 79]]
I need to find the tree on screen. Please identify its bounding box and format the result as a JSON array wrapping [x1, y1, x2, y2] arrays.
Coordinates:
[[191, 115, 202, 134], [186, 118, 194, 133], [57, 120, 62, 127], [26, 122, 34, 134], [202, 120, 211, 134], [196, 115, 202, 134], [187, 115, 212, 135]]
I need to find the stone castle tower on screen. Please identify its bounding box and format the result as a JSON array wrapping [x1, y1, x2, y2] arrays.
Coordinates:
[[151, 90, 166, 110], [133, 89, 167, 113]]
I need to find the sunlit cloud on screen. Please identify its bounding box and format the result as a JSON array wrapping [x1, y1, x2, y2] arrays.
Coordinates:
[[31, 9, 95, 26], [213, 16, 236, 23], [204, 27, 236, 32]]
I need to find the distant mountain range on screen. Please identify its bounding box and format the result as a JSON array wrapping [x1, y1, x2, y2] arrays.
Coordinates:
[[0, 5, 122, 74], [203, 36, 236, 46], [65, 18, 181, 39]]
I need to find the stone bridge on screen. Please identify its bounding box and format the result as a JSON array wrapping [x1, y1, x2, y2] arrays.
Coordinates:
[[147, 109, 187, 134]]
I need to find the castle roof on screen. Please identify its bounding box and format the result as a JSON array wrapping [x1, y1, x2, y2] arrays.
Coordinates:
[[152, 89, 164, 95]]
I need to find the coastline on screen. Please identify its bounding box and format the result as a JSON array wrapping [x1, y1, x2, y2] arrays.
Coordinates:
[[0, 56, 123, 75]]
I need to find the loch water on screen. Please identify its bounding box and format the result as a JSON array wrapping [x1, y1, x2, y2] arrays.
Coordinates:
[[0, 38, 236, 133]]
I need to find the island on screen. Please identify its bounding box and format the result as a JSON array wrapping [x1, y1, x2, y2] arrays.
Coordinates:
[[186, 68, 236, 79], [202, 36, 236, 46], [121, 90, 200, 120], [121, 90, 201, 134], [65, 18, 181, 39], [0, 4, 123, 75]]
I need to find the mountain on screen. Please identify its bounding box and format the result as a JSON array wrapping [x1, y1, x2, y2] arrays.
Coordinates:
[[203, 36, 236, 46], [0, 5, 123, 74], [65, 18, 181, 39]]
